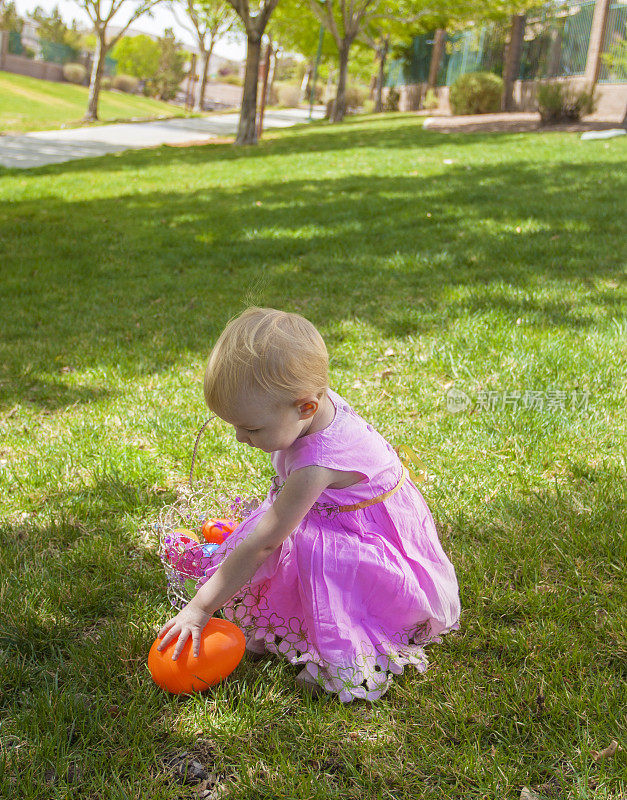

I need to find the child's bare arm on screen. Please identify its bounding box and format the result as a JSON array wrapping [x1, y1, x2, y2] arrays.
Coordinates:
[[187, 466, 334, 614], [157, 466, 335, 658]]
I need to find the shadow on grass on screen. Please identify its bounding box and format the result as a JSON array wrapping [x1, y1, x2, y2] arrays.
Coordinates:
[[1, 152, 625, 410], [0, 475, 173, 660], [1, 375, 109, 414], [0, 460, 625, 795]]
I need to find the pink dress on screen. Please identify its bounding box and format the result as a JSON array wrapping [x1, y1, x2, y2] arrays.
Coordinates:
[[195, 387, 461, 703]]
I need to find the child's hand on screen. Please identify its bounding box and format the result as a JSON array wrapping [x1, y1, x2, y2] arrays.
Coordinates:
[[156, 601, 212, 660]]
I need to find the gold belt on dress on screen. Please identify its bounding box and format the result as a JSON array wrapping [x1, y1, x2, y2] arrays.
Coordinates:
[[335, 464, 408, 512]]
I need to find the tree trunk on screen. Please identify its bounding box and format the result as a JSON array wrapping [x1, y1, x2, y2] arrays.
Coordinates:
[[194, 44, 213, 112], [267, 47, 277, 98], [84, 31, 106, 121], [302, 61, 312, 100], [502, 14, 526, 112], [369, 70, 376, 99], [236, 33, 262, 145], [428, 29, 446, 90], [374, 38, 389, 113], [325, 68, 333, 109], [256, 39, 272, 139], [332, 41, 350, 122]]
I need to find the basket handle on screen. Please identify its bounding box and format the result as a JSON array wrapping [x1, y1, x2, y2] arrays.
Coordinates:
[[189, 416, 217, 488]]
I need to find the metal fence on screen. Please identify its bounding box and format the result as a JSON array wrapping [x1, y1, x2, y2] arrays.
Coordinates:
[[387, 24, 507, 87], [8, 30, 76, 62], [40, 39, 79, 65], [402, 34, 435, 83], [598, 1, 627, 81], [387, 0, 627, 87], [519, 1, 595, 79], [386, 34, 433, 87], [8, 30, 23, 55], [5, 32, 116, 76], [442, 23, 508, 86]]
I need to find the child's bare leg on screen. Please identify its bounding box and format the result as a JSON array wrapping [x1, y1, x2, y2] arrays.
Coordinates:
[[295, 667, 328, 697], [245, 637, 268, 658]]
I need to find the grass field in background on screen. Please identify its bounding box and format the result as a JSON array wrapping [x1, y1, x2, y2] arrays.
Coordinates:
[[0, 72, 189, 133], [0, 114, 625, 799]]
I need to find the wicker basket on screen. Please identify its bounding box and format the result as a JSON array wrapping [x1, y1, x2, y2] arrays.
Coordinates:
[[152, 421, 430, 611], [152, 417, 268, 611]]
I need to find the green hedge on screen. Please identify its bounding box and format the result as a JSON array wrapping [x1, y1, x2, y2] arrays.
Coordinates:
[[449, 71, 503, 115]]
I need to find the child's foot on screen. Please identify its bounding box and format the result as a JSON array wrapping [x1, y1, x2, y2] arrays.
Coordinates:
[[295, 667, 327, 698], [245, 638, 268, 661]]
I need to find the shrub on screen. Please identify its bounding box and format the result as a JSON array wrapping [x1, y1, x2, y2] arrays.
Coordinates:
[[537, 81, 597, 124], [101, 76, 112, 90], [322, 85, 369, 117], [423, 88, 439, 110], [276, 81, 301, 108], [299, 82, 324, 104], [111, 34, 160, 82], [345, 84, 368, 110], [384, 87, 400, 112], [63, 62, 87, 84], [113, 73, 139, 93], [309, 82, 324, 103], [449, 71, 503, 115], [220, 73, 242, 86], [536, 82, 565, 122], [265, 84, 278, 105], [322, 84, 336, 104]]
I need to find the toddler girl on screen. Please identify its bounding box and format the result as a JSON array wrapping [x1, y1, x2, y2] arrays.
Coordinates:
[[157, 306, 461, 703]]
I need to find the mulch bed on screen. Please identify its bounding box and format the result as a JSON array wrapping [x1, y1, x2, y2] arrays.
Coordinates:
[[422, 111, 625, 134]]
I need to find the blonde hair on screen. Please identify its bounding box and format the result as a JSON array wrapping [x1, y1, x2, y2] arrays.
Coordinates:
[[204, 306, 329, 417]]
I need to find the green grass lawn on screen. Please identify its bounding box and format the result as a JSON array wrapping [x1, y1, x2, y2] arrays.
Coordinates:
[[0, 72, 189, 133], [0, 114, 625, 799]]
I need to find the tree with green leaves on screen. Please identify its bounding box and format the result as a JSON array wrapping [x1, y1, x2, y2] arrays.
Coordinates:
[[70, 0, 164, 121], [267, 1, 336, 102], [307, 0, 436, 122], [149, 27, 189, 100], [223, 0, 280, 145], [169, 0, 238, 112], [0, 0, 24, 32], [358, 3, 447, 112], [27, 5, 83, 49], [111, 33, 161, 80]]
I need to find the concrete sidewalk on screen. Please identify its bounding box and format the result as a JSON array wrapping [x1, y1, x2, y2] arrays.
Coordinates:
[[0, 107, 325, 169]]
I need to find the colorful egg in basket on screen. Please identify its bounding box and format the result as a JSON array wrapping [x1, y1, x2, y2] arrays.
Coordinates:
[[152, 414, 270, 615], [163, 521, 233, 577], [202, 518, 236, 544], [154, 457, 264, 610], [148, 618, 246, 694]]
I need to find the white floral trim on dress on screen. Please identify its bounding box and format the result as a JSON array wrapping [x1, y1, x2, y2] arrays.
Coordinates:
[[156, 481, 459, 703], [212, 579, 457, 703]]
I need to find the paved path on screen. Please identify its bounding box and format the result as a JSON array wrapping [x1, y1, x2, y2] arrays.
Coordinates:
[[0, 107, 325, 169]]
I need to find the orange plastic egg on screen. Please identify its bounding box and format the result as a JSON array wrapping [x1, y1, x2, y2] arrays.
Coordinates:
[[147, 618, 245, 694], [201, 518, 236, 545]]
